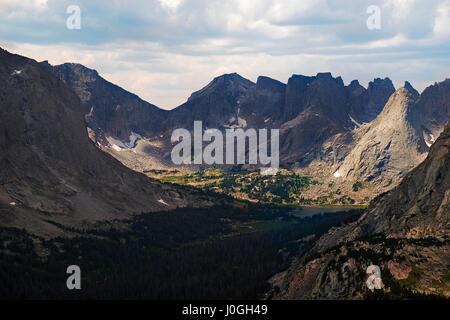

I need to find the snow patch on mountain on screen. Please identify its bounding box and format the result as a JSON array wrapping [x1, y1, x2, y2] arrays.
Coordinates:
[[424, 132, 436, 147], [349, 115, 362, 128], [158, 199, 169, 206], [106, 132, 143, 151]]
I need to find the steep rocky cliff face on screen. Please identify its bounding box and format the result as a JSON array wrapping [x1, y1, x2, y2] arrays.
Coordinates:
[[41, 60, 450, 206], [337, 85, 428, 188], [414, 79, 450, 147], [166, 73, 255, 131], [48, 63, 392, 167], [279, 73, 349, 165], [238, 76, 287, 128], [319, 121, 449, 247], [346, 78, 396, 124], [48, 62, 168, 142], [161, 72, 394, 167], [332, 80, 450, 197], [0, 48, 218, 237], [272, 121, 450, 299]]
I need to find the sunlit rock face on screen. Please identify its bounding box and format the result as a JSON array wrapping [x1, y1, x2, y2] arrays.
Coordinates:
[[272, 121, 450, 299]]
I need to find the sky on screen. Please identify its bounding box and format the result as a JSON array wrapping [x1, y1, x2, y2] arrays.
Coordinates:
[[1, 0, 450, 109]]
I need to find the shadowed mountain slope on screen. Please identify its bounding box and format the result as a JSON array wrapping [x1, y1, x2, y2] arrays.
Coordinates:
[[0, 48, 219, 237]]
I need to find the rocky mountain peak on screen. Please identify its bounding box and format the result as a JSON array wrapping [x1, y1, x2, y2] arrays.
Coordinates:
[[169, 73, 255, 130], [287, 74, 315, 85], [187, 72, 254, 102], [308, 73, 347, 111], [53, 62, 100, 84], [346, 80, 366, 107], [414, 79, 450, 141], [348, 79, 364, 91], [384, 86, 418, 113], [404, 81, 419, 96], [49, 62, 167, 142], [214, 72, 246, 81], [357, 77, 396, 122], [337, 84, 427, 186], [314, 72, 345, 87], [256, 76, 286, 92], [369, 77, 394, 90], [349, 79, 360, 86], [284, 72, 346, 120]]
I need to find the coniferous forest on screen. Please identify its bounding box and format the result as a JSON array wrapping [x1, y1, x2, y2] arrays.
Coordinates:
[[0, 205, 361, 299]]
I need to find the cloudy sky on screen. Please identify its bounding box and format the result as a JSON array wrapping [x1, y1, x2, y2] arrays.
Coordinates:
[[1, 0, 450, 109]]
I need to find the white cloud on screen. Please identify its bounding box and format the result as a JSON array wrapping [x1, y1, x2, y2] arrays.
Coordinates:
[[0, 0, 47, 7], [158, 0, 183, 11], [433, 0, 450, 38], [365, 33, 409, 48], [1, 0, 450, 108]]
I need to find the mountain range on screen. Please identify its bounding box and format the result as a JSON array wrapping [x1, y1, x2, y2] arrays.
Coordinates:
[[0, 48, 223, 237], [2, 46, 447, 226], [46, 61, 450, 204], [0, 47, 449, 298]]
